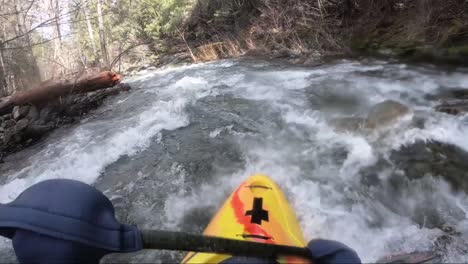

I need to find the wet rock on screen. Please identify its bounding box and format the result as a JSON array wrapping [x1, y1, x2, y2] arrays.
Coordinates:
[[411, 114, 427, 129], [305, 83, 367, 114], [38, 106, 58, 125], [330, 117, 367, 133], [26, 105, 39, 121], [427, 88, 468, 115], [297, 56, 322, 67], [391, 140, 468, 192], [450, 89, 468, 99], [23, 124, 54, 140], [1, 83, 131, 157], [426, 88, 468, 101], [12, 106, 20, 120], [115, 83, 131, 92], [1, 113, 11, 120], [12, 105, 30, 120], [376, 251, 440, 264], [435, 100, 468, 115], [243, 49, 265, 57], [270, 48, 300, 59], [64, 88, 122, 117], [2, 119, 15, 129], [330, 100, 411, 133], [367, 100, 410, 128], [3, 128, 15, 144], [15, 118, 29, 132], [13, 134, 22, 143]]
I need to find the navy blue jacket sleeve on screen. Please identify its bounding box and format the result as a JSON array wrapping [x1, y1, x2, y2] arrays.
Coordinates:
[[308, 239, 361, 264]]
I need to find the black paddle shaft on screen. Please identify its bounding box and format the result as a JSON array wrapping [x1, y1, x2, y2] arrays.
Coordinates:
[[141, 230, 313, 259]]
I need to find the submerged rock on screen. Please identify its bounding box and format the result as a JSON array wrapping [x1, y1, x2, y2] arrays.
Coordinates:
[[427, 88, 468, 115], [426, 88, 468, 101], [391, 140, 468, 192], [359, 140, 468, 230], [329, 117, 367, 133], [435, 100, 468, 115], [330, 100, 411, 133], [367, 100, 410, 128]]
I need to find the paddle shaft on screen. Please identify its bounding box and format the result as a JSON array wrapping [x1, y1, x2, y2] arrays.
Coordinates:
[[141, 230, 313, 259]]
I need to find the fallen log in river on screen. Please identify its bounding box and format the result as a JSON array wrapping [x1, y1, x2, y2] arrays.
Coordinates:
[[0, 71, 121, 115]]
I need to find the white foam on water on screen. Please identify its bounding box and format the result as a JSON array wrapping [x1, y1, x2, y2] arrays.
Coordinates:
[[233, 70, 313, 101], [0, 70, 220, 203], [136, 60, 468, 263], [124, 59, 234, 84], [0, 99, 189, 203], [393, 114, 468, 152], [209, 125, 234, 138], [226, 136, 448, 262], [214, 62, 468, 262], [2, 59, 468, 263]]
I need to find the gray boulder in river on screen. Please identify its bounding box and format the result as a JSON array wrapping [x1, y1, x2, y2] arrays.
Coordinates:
[[391, 140, 468, 192], [329, 117, 367, 133], [359, 140, 468, 230], [330, 100, 411, 132], [427, 88, 468, 115], [366, 100, 411, 128]]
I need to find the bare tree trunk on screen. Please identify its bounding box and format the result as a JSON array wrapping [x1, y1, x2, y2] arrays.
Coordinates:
[[1, 24, 11, 95], [83, 4, 98, 62], [0, 42, 8, 97], [13, 0, 41, 90], [50, 0, 64, 77], [53, 0, 62, 43], [96, 0, 109, 69]]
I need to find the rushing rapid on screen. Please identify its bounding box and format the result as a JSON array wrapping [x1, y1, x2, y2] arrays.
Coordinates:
[[1, 58, 468, 263]]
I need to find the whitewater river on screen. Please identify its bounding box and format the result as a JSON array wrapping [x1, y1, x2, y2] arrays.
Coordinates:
[[1, 58, 468, 263]]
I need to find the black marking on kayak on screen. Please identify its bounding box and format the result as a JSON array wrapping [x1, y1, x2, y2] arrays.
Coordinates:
[[238, 234, 272, 240], [245, 185, 272, 190], [245, 198, 269, 224]]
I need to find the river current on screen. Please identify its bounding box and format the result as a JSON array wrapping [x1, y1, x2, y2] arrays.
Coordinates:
[[1, 58, 468, 263]]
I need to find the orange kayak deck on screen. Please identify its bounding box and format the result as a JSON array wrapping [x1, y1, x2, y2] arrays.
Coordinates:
[[182, 174, 310, 263]]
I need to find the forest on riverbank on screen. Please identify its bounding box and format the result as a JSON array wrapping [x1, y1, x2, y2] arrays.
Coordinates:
[[1, 0, 467, 97]]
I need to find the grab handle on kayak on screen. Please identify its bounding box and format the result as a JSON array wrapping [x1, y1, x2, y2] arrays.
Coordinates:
[[141, 230, 314, 259]]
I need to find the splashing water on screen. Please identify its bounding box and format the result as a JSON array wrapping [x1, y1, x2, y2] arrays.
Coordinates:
[[1, 59, 468, 263]]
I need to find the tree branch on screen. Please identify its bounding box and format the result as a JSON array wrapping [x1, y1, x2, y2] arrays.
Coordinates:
[[110, 41, 153, 71], [1, 0, 88, 45], [0, 34, 73, 50]]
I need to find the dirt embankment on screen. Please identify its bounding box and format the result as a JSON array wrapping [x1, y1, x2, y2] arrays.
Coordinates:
[[178, 0, 468, 65]]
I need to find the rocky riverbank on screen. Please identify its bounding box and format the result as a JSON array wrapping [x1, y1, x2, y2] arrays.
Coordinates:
[[0, 83, 131, 162]]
